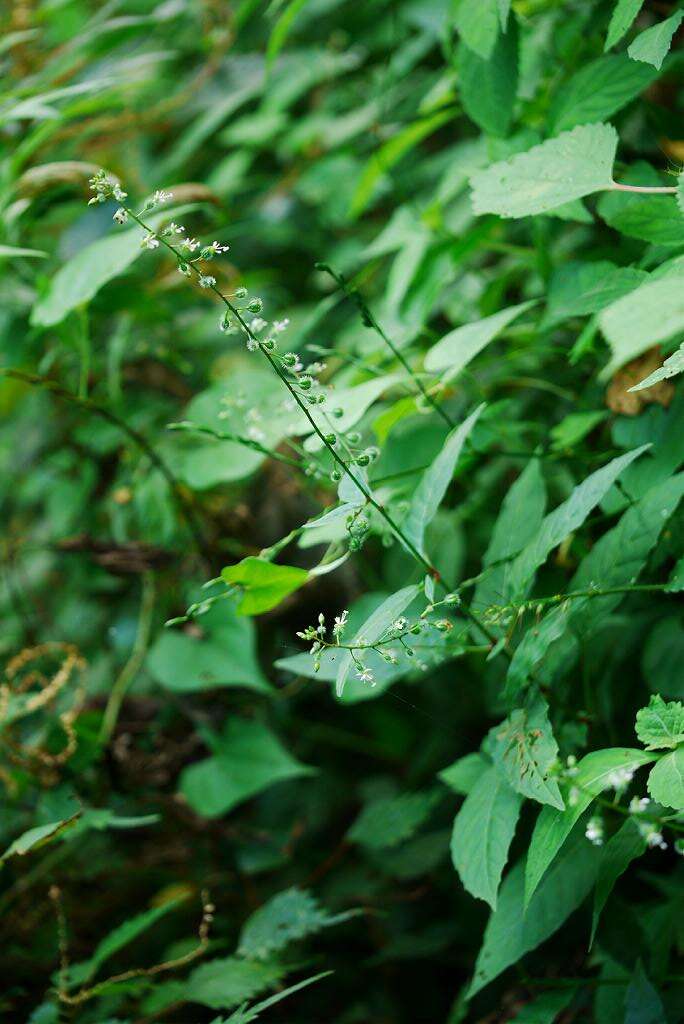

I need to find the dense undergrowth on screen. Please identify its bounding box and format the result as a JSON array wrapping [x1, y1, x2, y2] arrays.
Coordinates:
[[2, 1, 684, 1021]]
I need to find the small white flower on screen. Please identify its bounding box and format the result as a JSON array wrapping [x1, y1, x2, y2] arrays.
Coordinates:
[[181, 237, 199, 252], [357, 667, 375, 685], [165, 222, 184, 236], [585, 816, 604, 846], [246, 337, 259, 352], [333, 610, 349, 636], [392, 618, 408, 632], [645, 828, 667, 850], [113, 207, 128, 225], [607, 767, 634, 792], [208, 240, 230, 254], [198, 275, 216, 288], [153, 189, 173, 205], [568, 786, 581, 807], [247, 425, 266, 443], [250, 317, 267, 333], [629, 796, 650, 814], [273, 318, 290, 333], [142, 233, 159, 250]]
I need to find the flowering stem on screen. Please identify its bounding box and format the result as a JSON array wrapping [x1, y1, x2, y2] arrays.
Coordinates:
[[167, 420, 302, 469], [122, 205, 504, 653]]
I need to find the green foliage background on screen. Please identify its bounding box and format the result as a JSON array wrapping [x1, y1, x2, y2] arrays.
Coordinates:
[[2, 0, 684, 1021]]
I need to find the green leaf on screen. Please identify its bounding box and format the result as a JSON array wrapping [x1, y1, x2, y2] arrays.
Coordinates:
[[629, 342, 684, 392], [667, 556, 684, 592], [471, 123, 618, 218], [0, 815, 79, 863], [221, 558, 309, 615], [238, 888, 355, 960], [31, 209, 179, 328], [524, 748, 654, 905], [266, 0, 309, 68], [507, 990, 575, 1024], [424, 301, 536, 377], [402, 405, 484, 556], [647, 747, 684, 809], [148, 604, 271, 694], [0, 244, 48, 259], [605, 0, 645, 50], [347, 790, 439, 850], [488, 693, 564, 810], [216, 972, 332, 1024], [598, 262, 684, 374], [453, 0, 500, 58], [550, 411, 609, 450], [303, 372, 403, 452], [468, 826, 600, 997], [334, 584, 420, 697], [544, 260, 647, 327], [458, 18, 518, 137], [624, 962, 666, 1024], [179, 718, 314, 818], [635, 694, 684, 749], [450, 766, 522, 908], [627, 11, 683, 70], [550, 55, 657, 133], [505, 445, 649, 599], [597, 163, 684, 246], [438, 752, 489, 794], [590, 818, 646, 947], [186, 957, 286, 1010]]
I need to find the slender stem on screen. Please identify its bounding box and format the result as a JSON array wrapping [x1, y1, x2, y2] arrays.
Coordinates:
[[167, 420, 302, 469], [99, 571, 156, 746], [123, 206, 504, 653], [2, 369, 210, 564], [527, 582, 671, 611], [610, 181, 677, 194], [316, 261, 455, 428]]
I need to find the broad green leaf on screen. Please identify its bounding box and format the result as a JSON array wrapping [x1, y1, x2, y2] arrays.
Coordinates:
[[468, 827, 600, 997], [667, 556, 684, 592], [629, 342, 684, 392], [599, 265, 684, 374], [550, 55, 657, 133], [550, 411, 609, 450], [221, 558, 309, 615], [0, 244, 48, 259], [624, 963, 666, 1024], [505, 445, 649, 599], [543, 260, 647, 327], [179, 719, 314, 818], [507, 990, 575, 1023], [646, 747, 684, 809], [597, 163, 684, 245], [635, 694, 684, 749], [216, 972, 332, 1024], [186, 957, 286, 1010], [335, 584, 420, 697], [524, 748, 654, 905], [148, 604, 271, 694], [450, 766, 522, 908], [303, 373, 403, 451], [424, 301, 536, 376], [438, 752, 489, 794], [64, 900, 184, 988], [0, 815, 79, 863], [488, 693, 564, 810], [347, 790, 439, 849], [402, 405, 484, 556], [350, 107, 455, 217], [605, 0, 645, 50], [628, 11, 683, 70], [471, 123, 618, 218], [238, 888, 355, 960], [506, 473, 684, 693], [31, 209, 181, 328], [453, 0, 500, 59], [458, 18, 518, 137], [590, 818, 646, 947]]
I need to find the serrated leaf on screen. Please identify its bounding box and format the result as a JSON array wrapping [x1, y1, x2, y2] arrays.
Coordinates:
[[468, 827, 600, 997], [221, 558, 309, 615], [629, 342, 684, 392], [647, 748, 684, 810], [471, 123, 618, 218], [627, 11, 683, 70], [524, 748, 654, 906], [439, 752, 489, 794], [599, 262, 684, 374], [451, 766, 522, 908], [550, 55, 657, 133], [597, 162, 684, 245], [186, 957, 286, 1010], [505, 445, 649, 599], [635, 694, 684, 749], [179, 719, 314, 818], [590, 818, 646, 948], [605, 0, 645, 50], [334, 584, 420, 697], [402, 405, 484, 556], [238, 888, 355, 960], [347, 790, 439, 849], [458, 18, 518, 137], [425, 301, 536, 377], [544, 260, 647, 327], [488, 693, 564, 809]]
